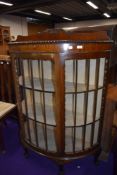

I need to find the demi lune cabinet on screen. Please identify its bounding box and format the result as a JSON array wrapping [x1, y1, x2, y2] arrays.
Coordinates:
[[9, 29, 113, 174]]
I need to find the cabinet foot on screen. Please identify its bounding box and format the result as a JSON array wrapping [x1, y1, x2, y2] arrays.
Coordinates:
[[94, 149, 101, 165], [58, 164, 64, 175], [24, 147, 29, 158]]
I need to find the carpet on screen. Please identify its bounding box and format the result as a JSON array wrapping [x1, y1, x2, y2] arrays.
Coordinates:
[[0, 119, 113, 175]]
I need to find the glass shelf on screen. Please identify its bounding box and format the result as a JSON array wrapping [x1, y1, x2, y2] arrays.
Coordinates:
[[19, 76, 54, 92], [19, 76, 103, 94], [22, 101, 56, 126], [65, 81, 102, 93]]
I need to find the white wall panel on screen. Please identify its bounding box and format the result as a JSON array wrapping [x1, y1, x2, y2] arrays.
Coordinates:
[[0, 15, 28, 39]]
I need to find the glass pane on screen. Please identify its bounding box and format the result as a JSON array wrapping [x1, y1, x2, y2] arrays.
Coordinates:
[[65, 60, 87, 92], [34, 91, 44, 122], [93, 121, 99, 145], [32, 60, 40, 78], [24, 121, 29, 141], [75, 127, 83, 151], [43, 61, 53, 79], [47, 126, 57, 152], [78, 60, 86, 84], [65, 94, 74, 126], [22, 99, 26, 115], [22, 91, 56, 125], [85, 124, 91, 149], [19, 60, 26, 86], [65, 60, 74, 92], [65, 93, 85, 126], [23, 59, 30, 78], [45, 93, 56, 125], [65, 127, 73, 153], [37, 123, 46, 150], [19, 60, 54, 92], [65, 60, 74, 83], [43, 61, 54, 91], [32, 60, 41, 90], [89, 59, 96, 87], [98, 58, 105, 87], [76, 93, 85, 125], [29, 119, 36, 146], [23, 59, 31, 86], [87, 92, 94, 123], [96, 89, 103, 120], [26, 89, 34, 119]]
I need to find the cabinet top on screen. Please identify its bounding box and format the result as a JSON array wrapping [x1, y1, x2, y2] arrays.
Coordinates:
[[9, 29, 115, 45], [9, 29, 115, 57]]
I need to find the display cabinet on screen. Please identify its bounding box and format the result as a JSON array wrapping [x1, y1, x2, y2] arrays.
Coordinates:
[[0, 26, 15, 104], [9, 28, 115, 174], [0, 55, 13, 102], [0, 25, 10, 55]]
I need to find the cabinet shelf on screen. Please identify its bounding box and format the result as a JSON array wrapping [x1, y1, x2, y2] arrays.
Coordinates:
[[65, 81, 103, 93], [19, 76, 54, 93], [22, 101, 56, 126], [22, 100, 99, 127], [19, 76, 103, 94]]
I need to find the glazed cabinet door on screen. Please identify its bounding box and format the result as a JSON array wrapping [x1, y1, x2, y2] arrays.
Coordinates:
[[64, 57, 108, 154], [15, 57, 58, 153]]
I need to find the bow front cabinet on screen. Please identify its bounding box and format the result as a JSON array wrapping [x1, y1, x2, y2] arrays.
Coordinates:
[[9, 29, 115, 174]]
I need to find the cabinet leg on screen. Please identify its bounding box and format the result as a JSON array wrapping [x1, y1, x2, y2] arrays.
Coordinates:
[[58, 164, 64, 175], [24, 147, 29, 158], [94, 149, 101, 165]]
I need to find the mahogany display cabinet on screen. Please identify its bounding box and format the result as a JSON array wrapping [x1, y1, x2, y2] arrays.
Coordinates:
[[9, 28, 116, 174]]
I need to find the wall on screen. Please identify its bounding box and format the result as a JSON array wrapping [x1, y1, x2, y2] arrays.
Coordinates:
[[28, 22, 53, 35], [0, 15, 28, 40]]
